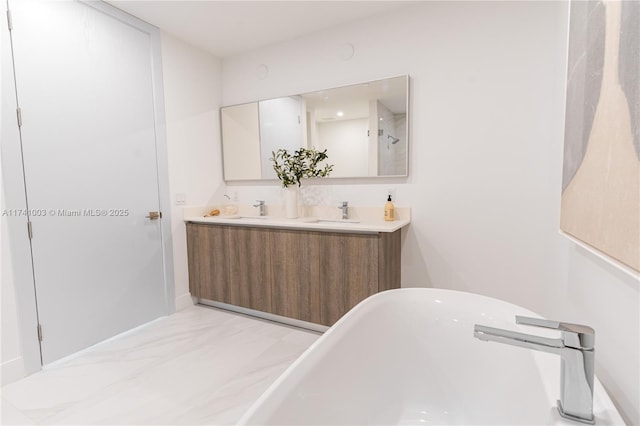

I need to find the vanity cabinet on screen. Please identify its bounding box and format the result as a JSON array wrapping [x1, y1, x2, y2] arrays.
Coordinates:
[[186, 222, 401, 327]]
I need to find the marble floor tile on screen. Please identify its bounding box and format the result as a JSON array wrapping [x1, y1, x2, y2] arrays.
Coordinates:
[[1, 305, 320, 425], [1, 398, 36, 425]]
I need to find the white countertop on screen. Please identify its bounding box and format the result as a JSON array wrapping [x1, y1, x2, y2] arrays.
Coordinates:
[[183, 205, 410, 233]]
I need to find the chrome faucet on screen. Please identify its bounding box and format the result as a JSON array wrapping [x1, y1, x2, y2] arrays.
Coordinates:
[[338, 201, 349, 219], [474, 316, 595, 424], [253, 200, 266, 216]]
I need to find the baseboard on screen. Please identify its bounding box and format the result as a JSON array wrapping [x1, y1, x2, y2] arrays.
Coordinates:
[[198, 298, 328, 333], [175, 292, 194, 311], [1, 356, 25, 386]]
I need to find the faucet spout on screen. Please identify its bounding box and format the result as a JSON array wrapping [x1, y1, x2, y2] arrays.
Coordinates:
[[474, 316, 595, 424], [253, 200, 266, 216], [339, 201, 349, 219]]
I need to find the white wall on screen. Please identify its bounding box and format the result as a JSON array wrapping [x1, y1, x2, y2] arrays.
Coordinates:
[[160, 32, 223, 311], [220, 2, 639, 423]]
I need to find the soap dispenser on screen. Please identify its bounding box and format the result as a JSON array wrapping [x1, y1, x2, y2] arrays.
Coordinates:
[[384, 194, 395, 221]]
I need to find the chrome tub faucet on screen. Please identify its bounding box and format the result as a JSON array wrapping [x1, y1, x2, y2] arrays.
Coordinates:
[[474, 316, 595, 424]]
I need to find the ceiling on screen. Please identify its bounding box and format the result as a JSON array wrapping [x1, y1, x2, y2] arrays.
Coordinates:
[[106, 1, 412, 58]]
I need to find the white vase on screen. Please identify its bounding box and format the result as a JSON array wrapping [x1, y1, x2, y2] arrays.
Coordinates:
[[284, 187, 298, 219]]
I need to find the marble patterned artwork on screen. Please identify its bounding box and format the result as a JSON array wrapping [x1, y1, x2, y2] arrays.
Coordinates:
[[0, 306, 319, 425], [561, 0, 640, 272]]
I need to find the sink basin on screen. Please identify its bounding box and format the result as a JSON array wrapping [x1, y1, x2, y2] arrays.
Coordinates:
[[312, 218, 361, 224], [240, 217, 361, 225], [227, 215, 269, 220], [220, 216, 361, 225]]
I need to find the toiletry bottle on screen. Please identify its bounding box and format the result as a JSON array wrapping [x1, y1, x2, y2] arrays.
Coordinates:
[[384, 195, 395, 221]]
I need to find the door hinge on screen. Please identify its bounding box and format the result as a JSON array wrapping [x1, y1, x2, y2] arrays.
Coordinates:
[[37, 324, 43, 342], [16, 107, 22, 127], [7, 9, 12, 31], [27, 221, 33, 239]]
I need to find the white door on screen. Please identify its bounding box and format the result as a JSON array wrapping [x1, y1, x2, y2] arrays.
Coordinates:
[[9, 0, 169, 364]]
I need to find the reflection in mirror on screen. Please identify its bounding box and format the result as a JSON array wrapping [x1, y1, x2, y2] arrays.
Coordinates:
[[221, 102, 261, 180], [259, 96, 304, 179], [220, 75, 408, 181], [302, 77, 407, 177]]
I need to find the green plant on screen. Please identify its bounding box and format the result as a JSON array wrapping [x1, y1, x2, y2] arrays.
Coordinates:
[[270, 147, 334, 188]]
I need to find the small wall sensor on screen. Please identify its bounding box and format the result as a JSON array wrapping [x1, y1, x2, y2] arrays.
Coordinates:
[[256, 64, 269, 80], [336, 43, 355, 61]]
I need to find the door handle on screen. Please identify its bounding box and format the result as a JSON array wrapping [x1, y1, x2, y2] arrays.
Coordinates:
[[146, 211, 162, 220]]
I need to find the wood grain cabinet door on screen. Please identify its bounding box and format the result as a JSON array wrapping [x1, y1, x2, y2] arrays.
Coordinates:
[[186, 223, 230, 302], [378, 230, 402, 292], [318, 232, 378, 325], [269, 229, 321, 324], [227, 227, 272, 312]]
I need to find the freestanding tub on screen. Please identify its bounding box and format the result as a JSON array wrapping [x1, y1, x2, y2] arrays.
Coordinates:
[[239, 288, 624, 425]]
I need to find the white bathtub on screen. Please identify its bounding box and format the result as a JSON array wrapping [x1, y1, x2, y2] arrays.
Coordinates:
[[239, 288, 624, 425]]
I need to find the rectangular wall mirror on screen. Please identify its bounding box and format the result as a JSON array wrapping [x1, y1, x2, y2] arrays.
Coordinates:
[[221, 75, 409, 181]]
